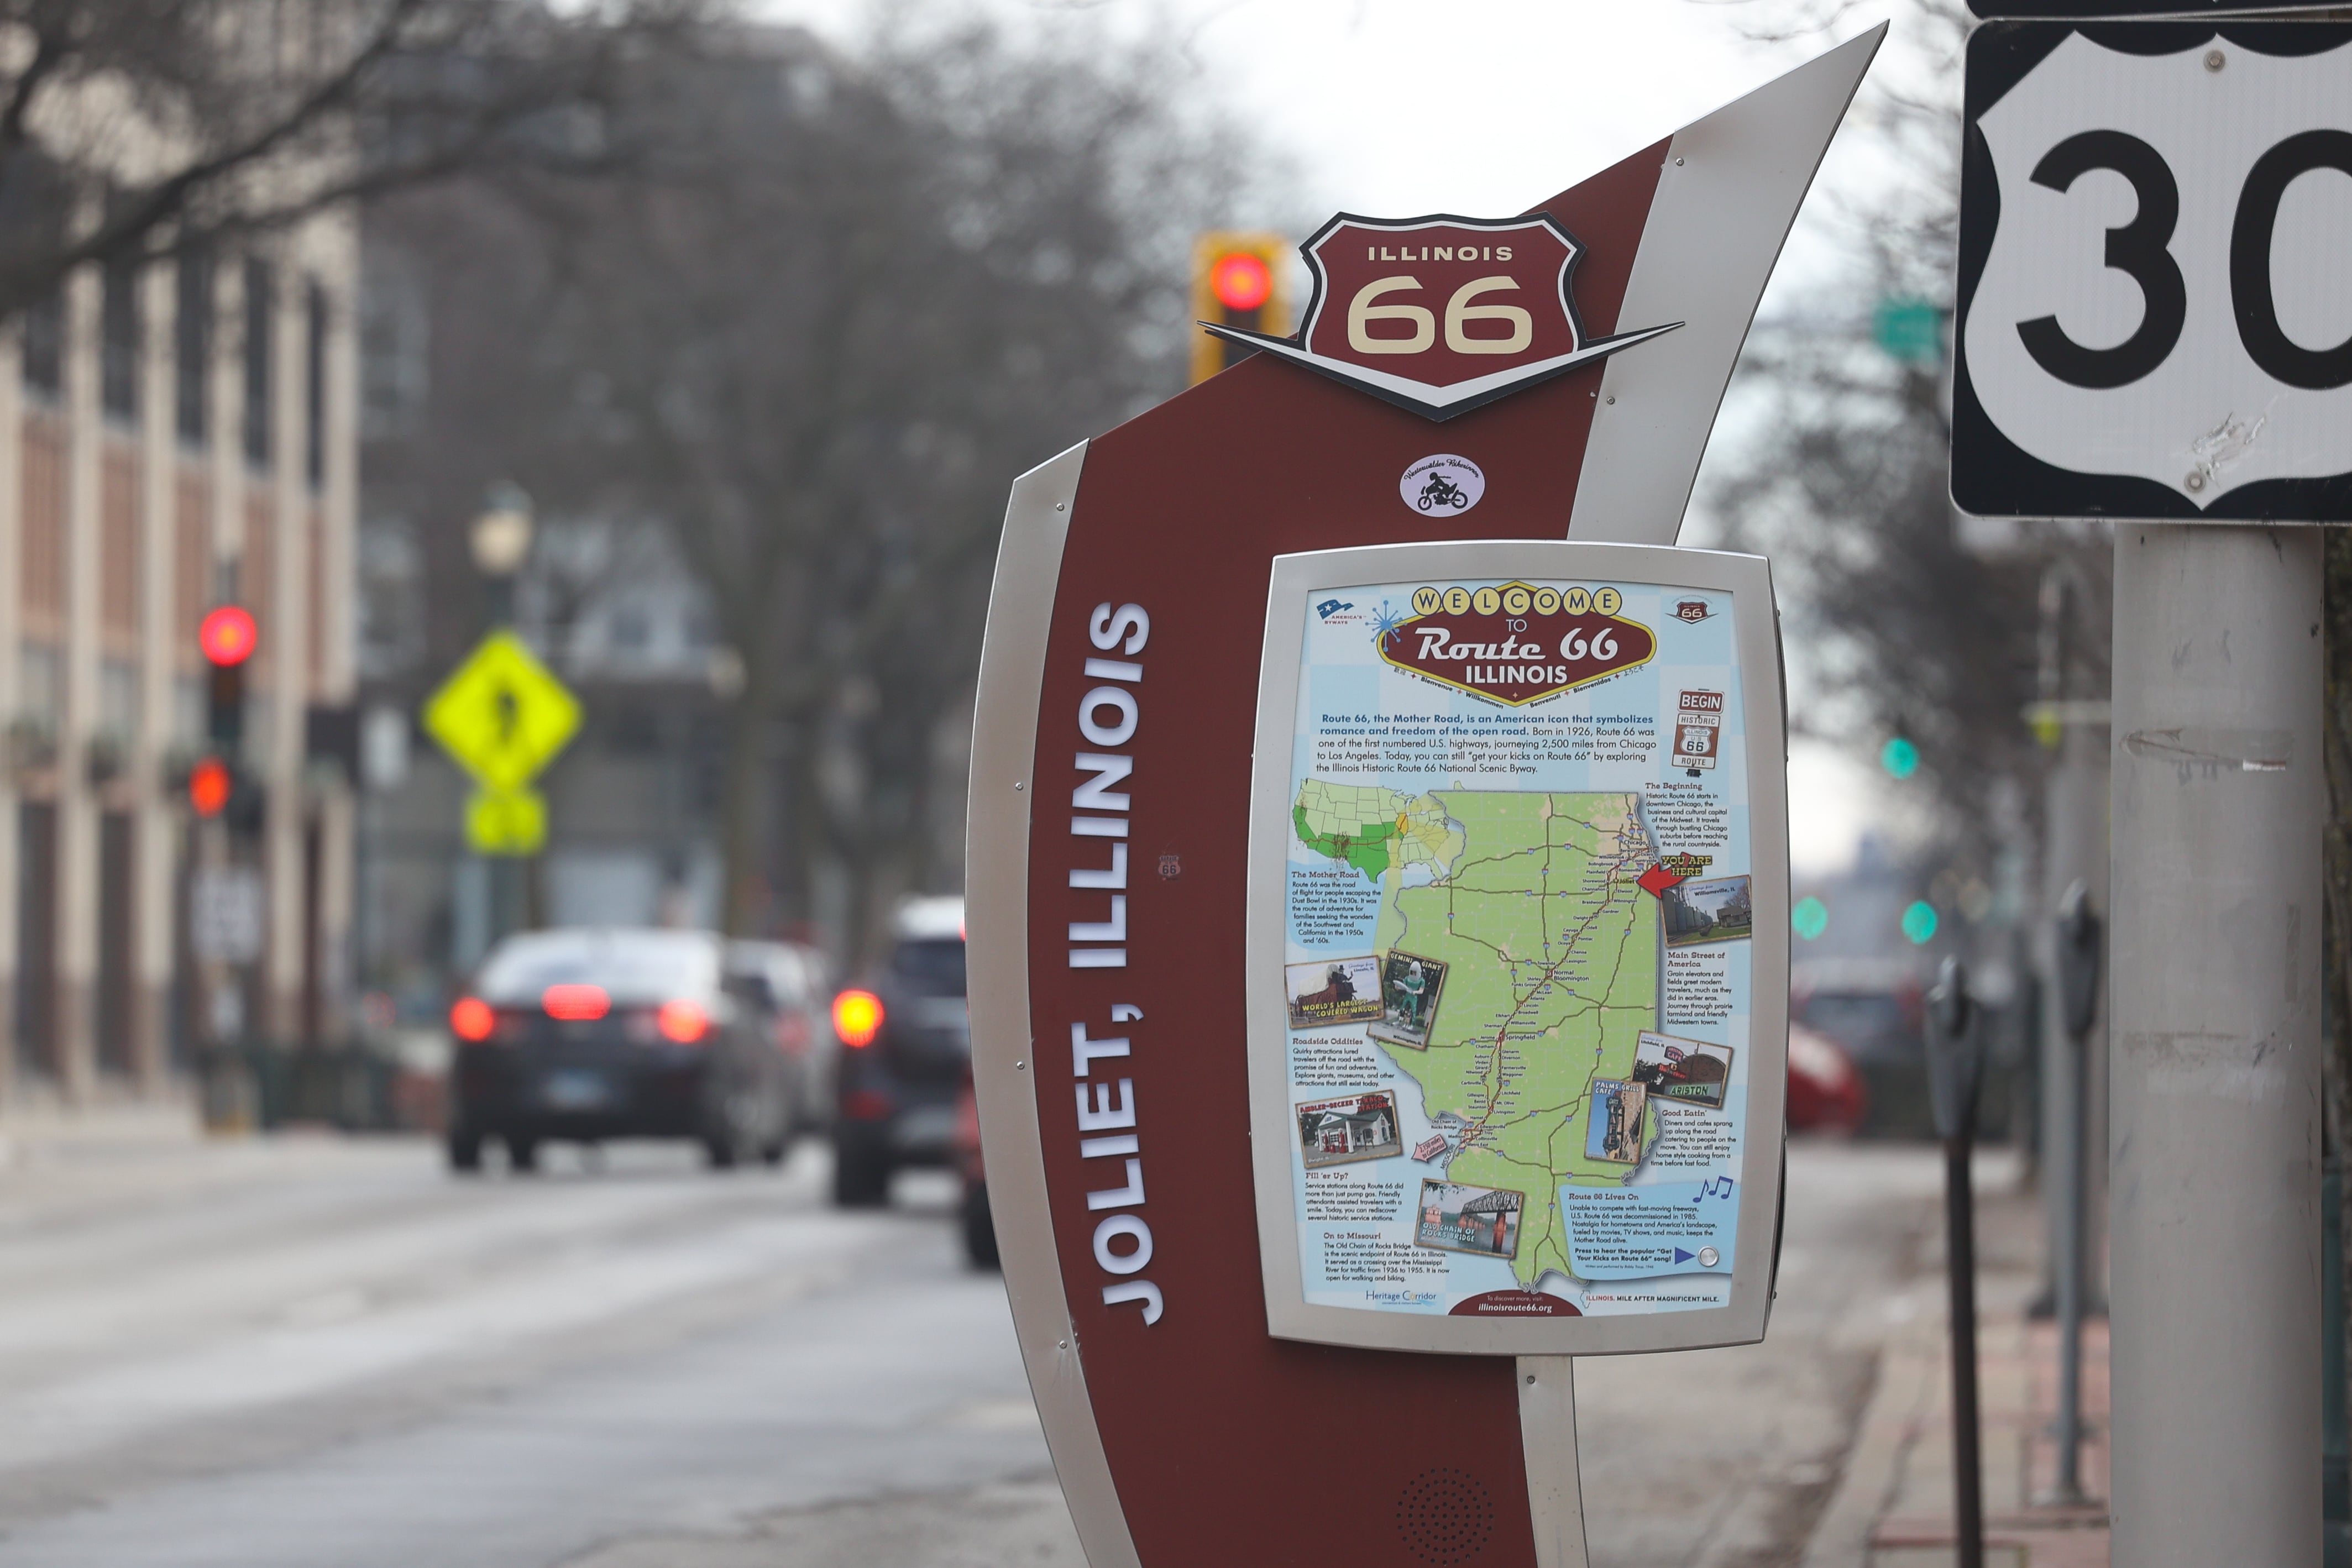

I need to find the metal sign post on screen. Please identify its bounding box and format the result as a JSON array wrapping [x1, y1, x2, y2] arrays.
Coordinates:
[[1926, 958, 1987, 1568], [967, 31, 1879, 1566], [1954, 18, 2345, 1563], [2040, 879, 2101, 1509]]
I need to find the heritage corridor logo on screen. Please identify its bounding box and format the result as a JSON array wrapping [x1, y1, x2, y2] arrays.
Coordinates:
[[1379, 581, 1654, 706]]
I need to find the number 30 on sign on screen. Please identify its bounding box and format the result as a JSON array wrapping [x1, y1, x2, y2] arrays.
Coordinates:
[[1955, 23, 2352, 522]]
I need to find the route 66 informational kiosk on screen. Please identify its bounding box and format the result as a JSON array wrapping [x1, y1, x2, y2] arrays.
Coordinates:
[[966, 30, 1878, 1568]]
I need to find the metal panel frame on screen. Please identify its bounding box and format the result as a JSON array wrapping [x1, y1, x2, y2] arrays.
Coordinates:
[[1570, 26, 1882, 547], [963, 440, 1143, 1568], [1243, 538, 1789, 1357]]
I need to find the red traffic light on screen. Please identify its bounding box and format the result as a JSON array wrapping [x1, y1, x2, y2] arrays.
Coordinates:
[[198, 605, 256, 667], [1209, 251, 1273, 313], [188, 756, 232, 817]]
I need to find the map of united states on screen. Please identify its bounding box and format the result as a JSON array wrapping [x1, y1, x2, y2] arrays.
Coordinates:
[[1293, 782, 1660, 1288], [1293, 780, 1461, 882]]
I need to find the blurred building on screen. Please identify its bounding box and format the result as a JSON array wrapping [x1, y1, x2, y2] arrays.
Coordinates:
[[0, 219, 359, 1105], [350, 26, 819, 1019]]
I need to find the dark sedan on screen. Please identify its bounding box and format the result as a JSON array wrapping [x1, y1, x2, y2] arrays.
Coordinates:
[[829, 898, 967, 1207], [446, 928, 793, 1173]]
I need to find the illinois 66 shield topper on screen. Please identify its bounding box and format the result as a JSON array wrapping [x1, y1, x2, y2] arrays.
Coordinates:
[[1202, 213, 1681, 420]]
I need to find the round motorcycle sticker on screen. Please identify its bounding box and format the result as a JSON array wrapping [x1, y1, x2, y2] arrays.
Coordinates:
[[1400, 454, 1484, 516]]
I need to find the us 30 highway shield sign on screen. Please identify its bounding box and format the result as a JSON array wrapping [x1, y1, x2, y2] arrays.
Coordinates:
[[1955, 22, 2352, 522]]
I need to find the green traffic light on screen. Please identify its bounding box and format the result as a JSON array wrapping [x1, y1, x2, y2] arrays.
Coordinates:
[[1791, 896, 1829, 941], [1881, 737, 1919, 780], [1901, 900, 1939, 945]]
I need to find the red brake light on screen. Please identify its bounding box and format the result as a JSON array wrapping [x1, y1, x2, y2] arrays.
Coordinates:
[[450, 996, 495, 1042], [843, 1088, 895, 1121], [657, 999, 708, 1044], [543, 984, 610, 1021], [833, 989, 884, 1048]]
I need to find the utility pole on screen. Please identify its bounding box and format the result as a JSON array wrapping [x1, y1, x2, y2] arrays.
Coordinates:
[[2108, 524, 2322, 1566]]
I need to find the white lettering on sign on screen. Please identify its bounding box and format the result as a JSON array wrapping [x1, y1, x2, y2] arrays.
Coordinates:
[[1073, 1004, 1160, 1324], [1070, 602, 1149, 968], [1964, 33, 2352, 506]]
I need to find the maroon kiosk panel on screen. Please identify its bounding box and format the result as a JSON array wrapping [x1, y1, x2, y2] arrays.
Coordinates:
[[1024, 143, 1669, 1564]]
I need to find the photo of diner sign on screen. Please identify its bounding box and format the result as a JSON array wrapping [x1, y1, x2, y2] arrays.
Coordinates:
[[1245, 539, 1790, 1356]]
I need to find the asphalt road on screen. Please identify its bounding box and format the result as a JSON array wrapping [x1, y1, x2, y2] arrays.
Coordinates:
[[0, 1126, 1949, 1567]]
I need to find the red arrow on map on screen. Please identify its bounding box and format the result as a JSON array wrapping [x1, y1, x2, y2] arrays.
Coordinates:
[[1636, 862, 1685, 899]]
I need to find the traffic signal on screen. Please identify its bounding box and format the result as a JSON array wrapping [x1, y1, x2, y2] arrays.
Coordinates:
[[199, 604, 255, 749], [1791, 895, 1829, 941], [176, 751, 261, 830], [187, 756, 232, 817], [1191, 232, 1291, 386]]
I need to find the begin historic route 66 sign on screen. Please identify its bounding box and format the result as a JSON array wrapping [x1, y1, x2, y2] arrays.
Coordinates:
[[1955, 22, 2352, 522]]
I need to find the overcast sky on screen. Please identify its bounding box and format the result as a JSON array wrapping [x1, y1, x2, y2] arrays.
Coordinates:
[[752, 0, 1919, 873]]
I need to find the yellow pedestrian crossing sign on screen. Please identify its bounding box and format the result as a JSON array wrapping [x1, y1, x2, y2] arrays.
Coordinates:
[[423, 632, 580, 837]]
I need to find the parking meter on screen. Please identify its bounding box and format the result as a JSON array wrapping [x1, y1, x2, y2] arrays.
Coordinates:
[[2055, 879, 2102, 1046], [1925, 955, 1982, 1145]]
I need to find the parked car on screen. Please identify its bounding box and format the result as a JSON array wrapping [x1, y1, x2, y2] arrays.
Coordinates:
[[725, 938, 835, 1140], [830, 896, 967, 1207], [1786, 1021, 1868, 1134], [445, 927, 795, 1173], [954, 1068, 996, 1268], [1794, 959, 1931, 1137]]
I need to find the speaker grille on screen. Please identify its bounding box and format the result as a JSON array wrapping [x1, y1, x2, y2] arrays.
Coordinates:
[[1394, 1466, 1495, 1564]]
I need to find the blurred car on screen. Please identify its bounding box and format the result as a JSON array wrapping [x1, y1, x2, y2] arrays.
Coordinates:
[[830, 896, 967, 1207], [445, 927, 795, 1173], [1786, 1021, 1868, 1134], [725, 938, 835, 1140], [954, 1068, 996, 1269], [1794, 959, 1931, 1137]]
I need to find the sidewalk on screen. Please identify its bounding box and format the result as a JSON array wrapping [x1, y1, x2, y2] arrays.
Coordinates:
[[1806, 1158, 2110, 1568]]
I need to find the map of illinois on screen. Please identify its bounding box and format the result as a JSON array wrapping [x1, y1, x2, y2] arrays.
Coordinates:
[[1292, 782, 1659, 1289]]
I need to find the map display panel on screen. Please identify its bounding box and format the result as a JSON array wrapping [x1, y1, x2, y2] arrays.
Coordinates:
[[1279, 576, 1754, 1320]]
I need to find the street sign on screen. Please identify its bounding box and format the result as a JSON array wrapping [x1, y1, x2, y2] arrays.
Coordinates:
[[1972, 1, 2345, 15], [1246, 541, 1787, 1355], [422, 631, 581, 795], [1952, 17, 2336, 1558], [967, 29, 1876, 1568], [190, 866, 264, 964], [1202, 213, 1680, 420], [1955, 22, 2352, 521], [465, 785, 547, 857]]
